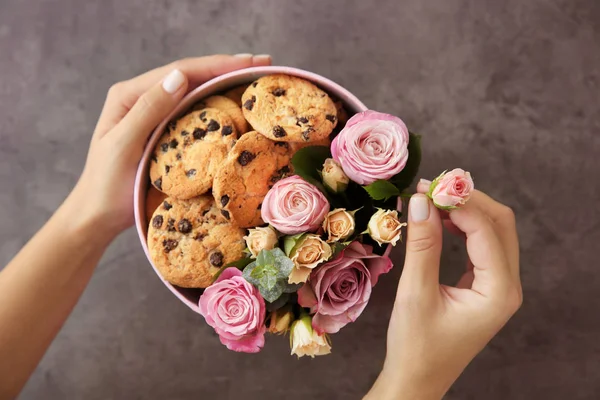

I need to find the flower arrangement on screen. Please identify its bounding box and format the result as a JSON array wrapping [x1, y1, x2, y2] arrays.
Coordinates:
[[198, 110, 474, 357]]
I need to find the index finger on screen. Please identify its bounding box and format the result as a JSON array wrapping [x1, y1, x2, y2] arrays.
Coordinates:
[[94, 54, 272, 136]]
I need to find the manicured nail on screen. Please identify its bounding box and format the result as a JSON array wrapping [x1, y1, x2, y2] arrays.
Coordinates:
[[254, 54, 272, 62], [419, 179, 432, 185], [410, 194, 430, 222], [162, 69, 185, 94], [234, 53, 253, 58]]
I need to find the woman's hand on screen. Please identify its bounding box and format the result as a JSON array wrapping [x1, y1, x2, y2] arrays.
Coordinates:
[[67, 54, 271, 239], [366, 183, 522, 400]]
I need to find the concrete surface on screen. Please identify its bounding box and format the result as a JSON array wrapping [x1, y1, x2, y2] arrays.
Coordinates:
[[1, 0, 599, 398]]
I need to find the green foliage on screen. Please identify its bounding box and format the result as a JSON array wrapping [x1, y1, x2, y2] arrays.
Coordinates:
[[363, 180, 401, 201], [389, 132, 422, 192], [291, 146, 331, 194], [243, 248, 298, 303]]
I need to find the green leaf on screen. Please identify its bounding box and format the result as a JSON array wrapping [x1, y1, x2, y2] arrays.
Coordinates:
[[363, 180, 401, 201], [251, 263, 279, 290], [291, 146, 331, 182], [390, 132, 422, 191], [257, 249, 275, 267], [331, 241, 351, 258], [283, 234, 305, 256]]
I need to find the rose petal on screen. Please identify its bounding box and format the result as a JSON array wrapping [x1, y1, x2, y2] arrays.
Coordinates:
[[297, 284, 318, 310]]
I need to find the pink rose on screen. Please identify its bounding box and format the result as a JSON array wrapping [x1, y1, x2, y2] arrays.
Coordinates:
[[429, 168, 474, 209], [331, 110, 409, 185], [198, 268, 266, 353], [261, 175, 330, 235], [297, 242, 393, 334]]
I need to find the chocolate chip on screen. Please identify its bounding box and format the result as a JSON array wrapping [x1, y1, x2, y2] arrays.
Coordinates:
[[221, 209, 230, 219], [183, 137, 191, 147], [302, 127, 315, 141], [199, 111, 207, 121], [272, 88, 286, 96], [153, 177, 162, 190], [167, 218, 176, 232], [167, 121, 177, 132], [160, 143, 169, 153], [273, 125, 287, 138], [163, 201, 172, 210], [193, 233, 207, 241], [297, 117, 309, 124], [210, 251, 224, 267], [186, 169, 196, 178], [181, 130, 189, 136], [178, 219, 192, 233], [222, 125, 233, 136], [152, 215, 163, 228], [176, 153, 182, 160], [162, 239, 178, 253], [252, 81, 258, 87], [151, 154, 158, 163], [165, 165, 170, 174], [207, 119, 220, 132], [237, 150, 256, 166], [193, 128, 207, 140], [243, 95, 256, 111], [326, 114, 337, 123], [257, 203, 262, 210], [169, 139, 178, 149], [220, 195, 230, 206], [274, 142, 289, 149]]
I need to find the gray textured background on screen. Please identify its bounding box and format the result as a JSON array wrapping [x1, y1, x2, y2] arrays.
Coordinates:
[[1, 0, 599, 399]]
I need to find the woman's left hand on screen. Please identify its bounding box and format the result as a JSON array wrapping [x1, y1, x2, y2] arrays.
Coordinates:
[[69, 54, 271, 238]]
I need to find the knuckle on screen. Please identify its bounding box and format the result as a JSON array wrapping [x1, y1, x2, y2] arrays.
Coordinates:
[[408, 236, 438, 253], [107, 81, 126, 98], [137, 93, 158, 115], [499, 205, 516, 225]]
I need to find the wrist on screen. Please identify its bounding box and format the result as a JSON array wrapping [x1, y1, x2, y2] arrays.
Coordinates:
[[364, 364, 447, 400], [56, 187, 120, 246]]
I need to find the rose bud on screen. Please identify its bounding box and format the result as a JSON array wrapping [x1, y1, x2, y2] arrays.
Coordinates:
[[322, 208, 355, 243], [262, 175, 330, 235], [367, 209, 406, 246], [268, 306, 294, 335], [331, 111, 410, 185], [288, 234, 332, 284], [290, 315, 331, 358], [428, 168, 474, 210], [244, 226, 278, 258], [322, 158, 349, 193]]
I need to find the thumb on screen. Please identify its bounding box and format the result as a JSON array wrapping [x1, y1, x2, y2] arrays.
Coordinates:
[[399, 194, 443, 293], [107, 68, 188, 146]]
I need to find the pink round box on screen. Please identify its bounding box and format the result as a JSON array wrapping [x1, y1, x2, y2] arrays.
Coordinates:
[[133, 66, 393, 314]]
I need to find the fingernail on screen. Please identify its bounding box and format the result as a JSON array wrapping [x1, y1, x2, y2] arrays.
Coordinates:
[[419, 178, 432, 185], [410, 194, 430, 222], [162, 69, 185, 94], [234, 53, 253, 58], [254, 54, 272, 62]]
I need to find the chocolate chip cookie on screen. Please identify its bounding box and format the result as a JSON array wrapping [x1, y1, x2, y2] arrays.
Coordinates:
[[241, 74, 338, 143], [145, 186, 167, 224], [149, 108, 237, 199], [192, 95, 249, 135], [213, 131, 294, 228], [223, 84, 250, 107], [147, 196, 246, 288]]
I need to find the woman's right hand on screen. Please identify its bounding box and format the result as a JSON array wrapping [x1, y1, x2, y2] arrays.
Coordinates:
[[366, 183, 522, 400]]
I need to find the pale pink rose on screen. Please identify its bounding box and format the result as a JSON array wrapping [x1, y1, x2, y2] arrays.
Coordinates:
[[430, 168, 474, 209], [297, 242, 393, 334], [261, 175, 330, 235], [331, 111, 410, 185], [198, 268, 266, 353]]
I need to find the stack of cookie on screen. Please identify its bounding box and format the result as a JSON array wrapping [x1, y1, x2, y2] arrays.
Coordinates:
[[146, 74, 345, 289]]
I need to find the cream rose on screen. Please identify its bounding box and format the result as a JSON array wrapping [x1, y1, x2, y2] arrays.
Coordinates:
[[268, 306, 294, 335], [244, 226, 278, 258], [322, 158, 349, 193], [322, 208, 355, 242], [367, 209, 406, 246], [290, 315, 331, 358], [288, 234, 332, 284]]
